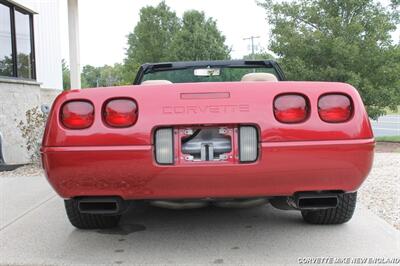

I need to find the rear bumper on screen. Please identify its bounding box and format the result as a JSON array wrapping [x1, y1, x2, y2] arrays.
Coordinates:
[[41, 139, 374, 200]]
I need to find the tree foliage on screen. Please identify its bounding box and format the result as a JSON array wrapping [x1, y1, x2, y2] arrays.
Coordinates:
[[62, 59, 70, 91], [124, 2, 229, 82], [260, 0, 400, 118], [81, 63, 127, 88], [81, 65, 99, 88], [170, 10, 230, 61], [0, 53, 34, 79], [0, 55, 13, 76], [243, 50, 275, 60], [124, 1, 180, 82]]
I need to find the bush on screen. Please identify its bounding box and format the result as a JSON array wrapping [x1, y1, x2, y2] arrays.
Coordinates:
[[17, 106, 48, 165]]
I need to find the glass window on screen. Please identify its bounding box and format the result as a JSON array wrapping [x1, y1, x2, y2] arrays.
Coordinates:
[[15, 10, 32, 79], [0, 4, 13, 77], [142, 67, 279, 83]]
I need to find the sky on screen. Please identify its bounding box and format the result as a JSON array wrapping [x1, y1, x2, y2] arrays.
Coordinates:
[[59, 0, 399, 67], [59, 0, 271, 67]]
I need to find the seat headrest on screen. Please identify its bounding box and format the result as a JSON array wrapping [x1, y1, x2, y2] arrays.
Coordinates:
[[141, 80, 173, 85], [241, 73, 278, 82]]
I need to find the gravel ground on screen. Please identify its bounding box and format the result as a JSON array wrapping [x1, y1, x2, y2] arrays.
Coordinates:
[[1, 151, 399, 229], [359, 152, 400, 230], [0, 164, 43, 177]]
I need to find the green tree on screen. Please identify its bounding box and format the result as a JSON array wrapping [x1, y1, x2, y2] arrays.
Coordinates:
[[1, 54, 34, 79], [260, 0, 400, 118], [81, 65, 100, 88], [0, 55, 13, 77], [170, 10, 230, 61], [80, 63, 128, 88], [243, 50, 275, 60], [97, 63, 127, 87], [62, 59, 70, 91], [124, 1, 180, 82], [123, 3, 231, 81], [16, 53, 32, 79]]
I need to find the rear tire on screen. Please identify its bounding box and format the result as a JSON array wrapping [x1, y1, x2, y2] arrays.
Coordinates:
[[64, 199, 121, 229], [301, 192, 357, 225]]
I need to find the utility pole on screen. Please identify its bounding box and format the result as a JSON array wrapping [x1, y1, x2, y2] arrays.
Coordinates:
[[243, 36, 260, 59]]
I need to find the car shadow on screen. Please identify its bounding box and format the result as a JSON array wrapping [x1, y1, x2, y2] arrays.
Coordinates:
[[95, 203, 306, 236], [63, 202, 359, 265]]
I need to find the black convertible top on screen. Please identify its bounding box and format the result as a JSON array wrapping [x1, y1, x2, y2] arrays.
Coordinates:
[[133, 60, 286, 84]]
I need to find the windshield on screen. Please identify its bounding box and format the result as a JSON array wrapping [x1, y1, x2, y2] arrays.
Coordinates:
[[141, 66, 279, 83]]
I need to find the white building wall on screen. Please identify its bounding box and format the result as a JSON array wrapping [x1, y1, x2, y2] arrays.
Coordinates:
[[0, 79, 40, 164], [0, 0, 62, 164], [14, 0, 63, 90], [0, 77, 60, 164]]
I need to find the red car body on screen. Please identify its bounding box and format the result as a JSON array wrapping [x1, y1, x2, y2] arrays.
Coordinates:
[[42, 81, 374, 200]]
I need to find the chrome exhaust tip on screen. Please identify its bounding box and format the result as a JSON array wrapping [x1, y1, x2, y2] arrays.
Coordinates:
[[294, 192, 339, 210], [77, 197, 126, 214]]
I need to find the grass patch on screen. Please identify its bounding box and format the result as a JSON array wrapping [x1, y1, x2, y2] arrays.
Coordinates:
[[375, 136, 400, 142]]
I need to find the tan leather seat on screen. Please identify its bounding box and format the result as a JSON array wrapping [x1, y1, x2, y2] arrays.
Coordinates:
[[241, 73, 278, 82], [141, 80, 173, 85]]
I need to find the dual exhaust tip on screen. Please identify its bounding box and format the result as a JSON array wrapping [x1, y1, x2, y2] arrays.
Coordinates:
[[76, 192, 340, 214]]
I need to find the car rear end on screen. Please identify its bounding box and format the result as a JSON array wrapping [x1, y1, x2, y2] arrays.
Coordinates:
[[41, 81, 374, 228]]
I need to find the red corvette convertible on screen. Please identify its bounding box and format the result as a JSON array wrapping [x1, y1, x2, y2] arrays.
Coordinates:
[[41, 60, 374, 229]]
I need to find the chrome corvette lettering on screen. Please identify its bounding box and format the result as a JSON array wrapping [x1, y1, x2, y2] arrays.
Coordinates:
[[162, 105, 250, 114]]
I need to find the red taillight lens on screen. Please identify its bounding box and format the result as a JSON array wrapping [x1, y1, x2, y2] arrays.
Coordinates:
[[318, 94, 352, 123], [274, 94, 309, 123], [61, 101, 94, 129], [103, 98, 138, 127]]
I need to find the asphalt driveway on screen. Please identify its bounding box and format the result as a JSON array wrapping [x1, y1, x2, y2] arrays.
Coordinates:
[[1, 175, 399, 265]]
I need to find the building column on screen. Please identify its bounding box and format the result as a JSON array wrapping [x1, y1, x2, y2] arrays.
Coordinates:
[[67, 0, 81, 89]]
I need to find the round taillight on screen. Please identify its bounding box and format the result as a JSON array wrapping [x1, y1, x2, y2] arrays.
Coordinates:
[[103, 98, 138, 128], [61, 101, 94, 129], [318, 94, 353, 123], [274, 94, 309, 123]]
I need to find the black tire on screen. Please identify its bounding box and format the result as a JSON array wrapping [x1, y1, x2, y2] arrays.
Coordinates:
[[64, 199, 121, 229], [301, 192, 357, 225]]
